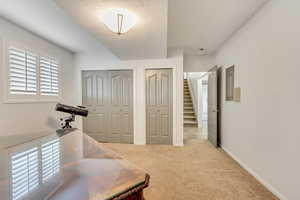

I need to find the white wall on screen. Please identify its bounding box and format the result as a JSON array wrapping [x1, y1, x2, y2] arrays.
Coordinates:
[[0, 17, 78, 136], [184, 55, 215, 72], [75, 52, 184, 146], [215, 1, 300, 199]]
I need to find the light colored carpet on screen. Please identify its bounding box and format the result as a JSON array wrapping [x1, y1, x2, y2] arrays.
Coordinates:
[[104, 127, 278, 200]]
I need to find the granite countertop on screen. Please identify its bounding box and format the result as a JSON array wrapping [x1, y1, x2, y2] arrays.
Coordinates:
[[0, 129, 148, 200]]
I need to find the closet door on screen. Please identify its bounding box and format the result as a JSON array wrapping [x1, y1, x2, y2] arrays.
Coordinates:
[[108, 70, 133, 143], [146, 69, 173, 144], [82, 71, 109, 142]]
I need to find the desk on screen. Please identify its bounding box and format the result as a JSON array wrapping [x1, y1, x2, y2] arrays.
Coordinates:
[[0, 130, 149, 200]]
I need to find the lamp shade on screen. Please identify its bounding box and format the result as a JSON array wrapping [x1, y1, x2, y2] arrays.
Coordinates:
[[102, 8, 137, 35]]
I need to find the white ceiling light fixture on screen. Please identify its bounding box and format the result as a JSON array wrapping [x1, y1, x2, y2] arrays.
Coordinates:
[[101, 8, 138, 35]]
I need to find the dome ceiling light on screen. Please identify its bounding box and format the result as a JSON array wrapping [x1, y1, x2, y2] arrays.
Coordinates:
[[101, 8, 138, 35]]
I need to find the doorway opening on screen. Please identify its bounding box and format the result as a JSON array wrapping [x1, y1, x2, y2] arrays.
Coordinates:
[[183, 72, 209, 144]]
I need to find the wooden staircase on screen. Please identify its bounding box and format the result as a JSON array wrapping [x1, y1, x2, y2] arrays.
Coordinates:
[[184, 79, 198, 127]]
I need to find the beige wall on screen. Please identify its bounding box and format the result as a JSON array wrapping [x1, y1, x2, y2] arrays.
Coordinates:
[[216, 1, 300, 199]]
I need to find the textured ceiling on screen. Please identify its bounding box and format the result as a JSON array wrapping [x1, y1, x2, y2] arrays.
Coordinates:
[[0, 0, 270, 59], [168, 0, 269, 55], [55, 0, 168, 60]]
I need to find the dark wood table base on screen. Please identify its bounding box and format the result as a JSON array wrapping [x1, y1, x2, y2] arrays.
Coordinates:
[[112, 174, 150, 200]]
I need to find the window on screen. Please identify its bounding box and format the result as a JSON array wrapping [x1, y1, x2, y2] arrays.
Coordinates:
[[41, 138, 60, 182], [6, 44, 61, 103], [9, 47, 37, 95], [11, 147, 39, 200], [40, 57, 59, 96]]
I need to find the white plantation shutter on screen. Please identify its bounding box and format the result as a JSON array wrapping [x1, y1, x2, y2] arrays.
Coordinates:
[[41, 138, 60, 182], [9, 47, 37, 95], [11, 147, 39, 200], [40, 57, 59, 96]]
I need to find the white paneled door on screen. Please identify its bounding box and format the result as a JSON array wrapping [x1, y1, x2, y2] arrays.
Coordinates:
[[82, 70, 133, 144], [146, 69, 173, 145]]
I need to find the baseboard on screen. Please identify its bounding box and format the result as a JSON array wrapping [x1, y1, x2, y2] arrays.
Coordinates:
[[174, 142, 184, 147], [221, 146, 288, 200]]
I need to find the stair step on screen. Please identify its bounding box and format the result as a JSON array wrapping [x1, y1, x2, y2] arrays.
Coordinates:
[[184, 120, 198, 125], [184, 110, 195, 113], [184, 116, 196, 119], [184, 112, 195, 116], [184, 123, 198, 127], [184, 106, 193, 109], [184, 110, 194, 113]]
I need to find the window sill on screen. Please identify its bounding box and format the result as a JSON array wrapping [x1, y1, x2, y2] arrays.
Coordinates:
[[3, 97, 62, 104]]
